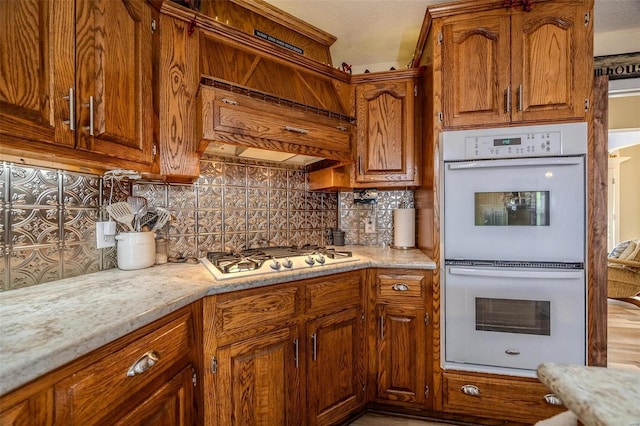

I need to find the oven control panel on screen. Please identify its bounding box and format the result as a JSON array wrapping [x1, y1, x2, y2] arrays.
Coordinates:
[[465, 130, 562, 159]]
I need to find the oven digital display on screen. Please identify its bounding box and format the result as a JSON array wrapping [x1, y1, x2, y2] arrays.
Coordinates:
[[493, 137, 522, 146]]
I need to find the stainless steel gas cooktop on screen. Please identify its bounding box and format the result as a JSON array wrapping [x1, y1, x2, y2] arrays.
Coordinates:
[[200, 245, 358, 280]]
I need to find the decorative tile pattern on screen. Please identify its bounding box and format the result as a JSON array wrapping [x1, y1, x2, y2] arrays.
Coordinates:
[[337, 189, 414, 245], [2, 156, 341, 290]]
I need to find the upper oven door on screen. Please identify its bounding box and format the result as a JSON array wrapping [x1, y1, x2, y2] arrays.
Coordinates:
[[444, 156, 585, 262]]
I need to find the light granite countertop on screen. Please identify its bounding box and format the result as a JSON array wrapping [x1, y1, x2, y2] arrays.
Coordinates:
[[538, 363, 640, 425], [0, 245, 434, 396]]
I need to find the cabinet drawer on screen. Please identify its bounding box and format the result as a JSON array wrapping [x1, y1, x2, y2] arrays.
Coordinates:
[[214, 286, 300, 339], [443, 372, 565, 423], [377, 273, 424, 300], [305, 270, 363, 315], [55, 312, 193, 425]]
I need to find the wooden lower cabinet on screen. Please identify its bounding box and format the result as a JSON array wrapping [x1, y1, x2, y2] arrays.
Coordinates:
[[214, 327, 302, 425], [307, 308, 364, 425], [204, 270, 365, 426], [0, 304, 198, 426], [442, 371, 566, 423], [111, 365, 195, 426], [376, 305, 427, 405], [369, 269, 431, 409]]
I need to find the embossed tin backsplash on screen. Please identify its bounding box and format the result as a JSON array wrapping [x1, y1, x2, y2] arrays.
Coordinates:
[[1, 158, 412, 291]]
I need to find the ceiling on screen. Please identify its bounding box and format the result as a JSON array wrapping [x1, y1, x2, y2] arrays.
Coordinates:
[[267, 0, 640, 74]]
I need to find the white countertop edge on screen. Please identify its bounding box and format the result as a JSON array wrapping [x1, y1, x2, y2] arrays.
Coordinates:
[[0, 246, 434, 395]]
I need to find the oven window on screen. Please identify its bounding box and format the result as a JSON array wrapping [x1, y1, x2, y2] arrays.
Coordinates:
[[475, 298, 550, 336], [474, 191, 550, 226]]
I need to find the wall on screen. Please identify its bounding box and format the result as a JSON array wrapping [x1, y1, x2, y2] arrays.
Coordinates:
[[618, 144, 640, 242], [1, 157, 410, 291], [0, 157, 336, 291]]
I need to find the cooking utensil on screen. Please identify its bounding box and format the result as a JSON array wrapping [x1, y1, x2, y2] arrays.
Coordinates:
[[106, 202, 135, 232], [139, 211, 157, 229], [127, 196, 148, 231], [151, 207, 171, 232]]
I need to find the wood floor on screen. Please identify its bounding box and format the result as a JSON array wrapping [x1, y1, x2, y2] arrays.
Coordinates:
[[349, 299, 640, 426]]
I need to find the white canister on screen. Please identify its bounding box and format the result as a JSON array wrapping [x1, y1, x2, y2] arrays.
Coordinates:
[[115, 232, 156, 270]]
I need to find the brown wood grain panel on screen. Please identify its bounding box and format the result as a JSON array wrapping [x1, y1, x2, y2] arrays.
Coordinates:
[[158, 14, 200, 180], [587, 75, 609, 367], [307, 308, 364, 425], [110, 366, 194, 426], [214, 327, 303, 426], [443, 372, 566, 423], [54, 313, 193, 425], [214, 286, 300, 340], [305, 270, 363, 315]]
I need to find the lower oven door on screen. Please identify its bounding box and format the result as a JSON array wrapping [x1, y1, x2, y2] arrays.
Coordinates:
[[444, 266, 585, 375]]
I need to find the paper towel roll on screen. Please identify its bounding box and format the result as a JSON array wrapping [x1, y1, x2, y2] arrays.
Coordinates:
[[393, 208, 415, 249]]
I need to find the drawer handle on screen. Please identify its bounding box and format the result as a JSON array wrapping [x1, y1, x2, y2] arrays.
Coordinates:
[[461, 384, 480, 397], [284, 126, 309, 135], [336, 125, 348, 132], [505, 349, 521, 355], [391, 283, 409, 291], [221, 98, 239, 106], [543, 393, 563, 406], [127, 351, 160, 377]]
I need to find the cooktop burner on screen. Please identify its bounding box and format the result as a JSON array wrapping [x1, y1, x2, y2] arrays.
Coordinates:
[[201, 245, 356, 280]]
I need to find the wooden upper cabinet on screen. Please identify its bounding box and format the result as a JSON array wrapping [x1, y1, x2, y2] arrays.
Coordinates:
[[355, 77, 419, 186], [511, 2, 591, 122], [441, 12, 511, 127], [0, 0, 73, 147], [0, 0, 155, 168], [74, 0, 154, 164], [441, 1, 592, 128]]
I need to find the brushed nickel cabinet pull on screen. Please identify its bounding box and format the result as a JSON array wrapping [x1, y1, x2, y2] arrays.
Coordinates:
[[127, 350, 160, 377], [543, 393, 563, 406], [221, 98, 239, 106], [505, 86, 511, 113], [83, 96, 94, 136], [505, 349, 520, 355], [336, 125, 348, 131], [391, 283, 409, 291], [358, 156, 363, 175], [461, 384, 480, 396], [284, 126, 309, 135], [380, 316, 385, 340], [517, 84, 523, 111], [311, 333, 317, 361], [293, 338, 299, 368], [63, 88, 75, 131]]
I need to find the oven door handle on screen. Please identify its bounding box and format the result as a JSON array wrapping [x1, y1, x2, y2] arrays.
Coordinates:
[[446, 157, 583, 170], [448, 267, 583, 280]]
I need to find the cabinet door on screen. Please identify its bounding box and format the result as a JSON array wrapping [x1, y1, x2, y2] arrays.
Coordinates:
[[442, 11, 511, 127], [215, 327, 303, 426], [376, 304, 427, 405], [511, 3, 590, 122], [355, 79, 418, 185], [74, 0, 154, 164], [111, 366, 194, 426], [307, 308, 364, 426], [0, 389, 53, 426], [0, 0, 75, 147]]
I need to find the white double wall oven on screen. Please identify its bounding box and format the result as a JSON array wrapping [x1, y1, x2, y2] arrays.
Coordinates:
[[441, 122, 588, 377]]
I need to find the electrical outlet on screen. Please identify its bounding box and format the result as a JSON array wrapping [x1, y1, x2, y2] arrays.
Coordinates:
[[96, 221, 116, 249], [365, 220, 376, 234]]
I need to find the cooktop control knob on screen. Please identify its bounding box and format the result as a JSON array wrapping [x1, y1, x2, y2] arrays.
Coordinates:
[[270, 259, 281, 270], [316, 254, 326, 264], [305, 255, 315, 266], [282, 258, 293, 269]]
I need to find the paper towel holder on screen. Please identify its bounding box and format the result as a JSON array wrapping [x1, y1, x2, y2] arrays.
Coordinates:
[[392, 207, 415, 250]]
